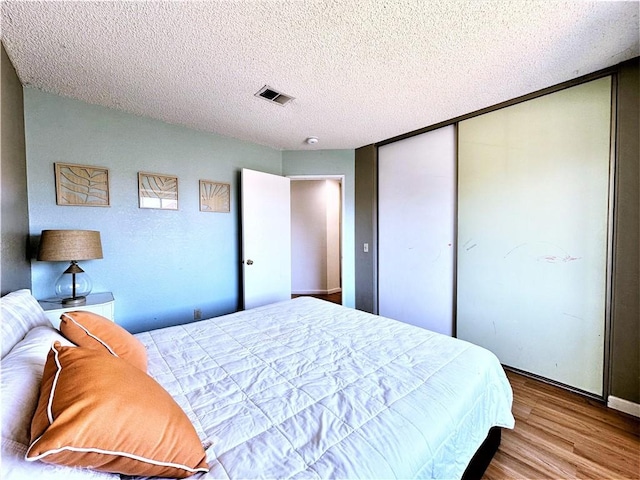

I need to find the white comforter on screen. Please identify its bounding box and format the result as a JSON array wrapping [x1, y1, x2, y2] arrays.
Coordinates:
[[134, 297, 514, 480]]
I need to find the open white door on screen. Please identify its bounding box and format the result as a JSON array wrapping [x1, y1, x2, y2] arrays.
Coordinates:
[[241, 168, 291, 310]]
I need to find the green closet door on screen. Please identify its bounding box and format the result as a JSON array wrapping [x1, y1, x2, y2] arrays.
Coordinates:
[[457, 77, 613, 396]]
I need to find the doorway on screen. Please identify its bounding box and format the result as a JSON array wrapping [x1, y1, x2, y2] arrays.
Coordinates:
[[289, 176, 343, 305]]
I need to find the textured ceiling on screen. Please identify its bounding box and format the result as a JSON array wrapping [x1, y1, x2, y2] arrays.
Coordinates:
[[1, 1, 638, 150]]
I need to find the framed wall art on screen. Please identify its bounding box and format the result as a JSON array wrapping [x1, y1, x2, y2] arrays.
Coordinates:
[[55, 162, 110, 206], [199, 180, 230, 213], [138, 172, 178, 210]]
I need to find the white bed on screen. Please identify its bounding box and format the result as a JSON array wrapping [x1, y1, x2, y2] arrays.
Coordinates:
[[1, 292, 514, 479]]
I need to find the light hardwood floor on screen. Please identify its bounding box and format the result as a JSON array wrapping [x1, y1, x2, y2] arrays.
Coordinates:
[[291, 292, 342, 305], [483, 371, 640, 479]]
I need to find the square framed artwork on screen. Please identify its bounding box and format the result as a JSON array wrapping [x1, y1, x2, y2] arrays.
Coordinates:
[[55, 162, 110, 206], [138, 172, 178, 210], [199, 180, 230, 213]]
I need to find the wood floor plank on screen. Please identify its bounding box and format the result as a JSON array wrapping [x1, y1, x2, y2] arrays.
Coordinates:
[[483, 450, 548, 480], [505, 420, 574, 454], [528, 406, 640, 453], [499, 429, 577, 479], [573, 436, 640, 479], [482, 371, 640, 480], [511, 399, 533, 421], [528, 384, 640, 436]]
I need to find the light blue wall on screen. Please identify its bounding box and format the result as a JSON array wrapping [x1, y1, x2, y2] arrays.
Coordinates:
[[282, 150, 356, 308], [24, 89, 282, 333]]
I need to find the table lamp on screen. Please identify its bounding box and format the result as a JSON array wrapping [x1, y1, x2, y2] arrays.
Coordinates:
[[37, 230, 103, 305]]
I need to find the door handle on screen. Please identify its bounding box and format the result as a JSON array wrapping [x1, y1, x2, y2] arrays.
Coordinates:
[[246, 259, 254, 265]]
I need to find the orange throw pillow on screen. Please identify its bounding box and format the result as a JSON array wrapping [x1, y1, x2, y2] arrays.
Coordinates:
[[26, 342, 209, 478], [59, 310, 147, 371]]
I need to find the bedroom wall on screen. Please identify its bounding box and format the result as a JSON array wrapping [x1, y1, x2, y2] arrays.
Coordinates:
[[354, 144, 377, 314], [291, 180, 329, 293], [325, 179, 341, 293], [24, 88, 282, 333], [282, 150, 355, 308], [291, 180, 341, 295], [1, 44, 31, 295]]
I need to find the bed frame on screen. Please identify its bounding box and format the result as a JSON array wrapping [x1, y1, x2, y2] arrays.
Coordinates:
[[462, 427, 502, 480]]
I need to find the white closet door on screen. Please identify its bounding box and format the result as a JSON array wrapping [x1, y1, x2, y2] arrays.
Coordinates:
[[457, 77, 612, 396], [378, 125, 456, 335]]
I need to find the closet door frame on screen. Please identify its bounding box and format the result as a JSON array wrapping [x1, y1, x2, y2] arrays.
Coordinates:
[[603, 74, 618, 402], [375, 71, 618, 401]]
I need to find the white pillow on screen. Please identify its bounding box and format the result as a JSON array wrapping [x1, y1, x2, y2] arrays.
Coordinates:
[[1, 289, 51, 359], [0, 325, 115, 480], [1, 326, 73, 444], [2, 438, 115, 480]]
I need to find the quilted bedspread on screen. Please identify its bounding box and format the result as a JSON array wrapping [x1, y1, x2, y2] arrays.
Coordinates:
[[133, 297, 514, 479]]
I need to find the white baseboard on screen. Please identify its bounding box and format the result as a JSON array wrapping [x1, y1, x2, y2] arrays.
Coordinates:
[[292, 288, 342, 295], [608, 395, 640, 418]]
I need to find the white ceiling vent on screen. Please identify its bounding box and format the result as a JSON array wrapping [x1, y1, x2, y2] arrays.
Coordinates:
[[255, 85, 294, 106]]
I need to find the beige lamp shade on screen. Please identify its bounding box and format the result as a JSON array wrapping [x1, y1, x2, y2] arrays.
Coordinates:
[[37, 230, 103, 261]]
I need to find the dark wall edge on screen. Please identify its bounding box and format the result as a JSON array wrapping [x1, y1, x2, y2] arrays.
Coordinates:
[[1, 42, 31, 294]]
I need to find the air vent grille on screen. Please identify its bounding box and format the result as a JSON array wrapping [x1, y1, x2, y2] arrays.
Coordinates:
[[255, 85, 294, 106]]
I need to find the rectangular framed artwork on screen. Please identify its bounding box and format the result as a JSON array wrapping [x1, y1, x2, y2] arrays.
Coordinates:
[[138, 172, 178, 210], [55, 162, 110, 206], [199, 180, 230, 213]]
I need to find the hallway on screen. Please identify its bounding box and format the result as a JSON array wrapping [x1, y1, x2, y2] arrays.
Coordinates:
[[292, 292, 342, 305]]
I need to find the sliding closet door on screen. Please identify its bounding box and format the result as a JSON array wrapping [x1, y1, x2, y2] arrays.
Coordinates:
[[378, 125, 455, 335], [457, 77, 613, 396]]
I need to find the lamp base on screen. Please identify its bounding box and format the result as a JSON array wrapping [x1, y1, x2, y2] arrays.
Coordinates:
[[61, 296, 87, 306]]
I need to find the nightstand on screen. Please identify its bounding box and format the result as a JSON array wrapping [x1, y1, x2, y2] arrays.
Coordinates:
[[38, 292, 115, 329]]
